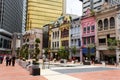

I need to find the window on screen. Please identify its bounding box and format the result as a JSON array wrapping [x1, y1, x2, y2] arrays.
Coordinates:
[[57, 41, 59, 48], [52, 42, 54, 48], [0, 38, 3, 48], [27, 38, 29, 42], [3, 39, 7, 48], [98, 20, 103, 31], [83, 5, 90, 9], [83, 0, 90, 4], [99, 38, 106, 45], [75, 39, 76, 45], [83, 38, 86, 45], [61, 29, 69, 38], [9, 41, 11, 49], [55, 42, 56, 48], [94, 0, 102, 4], [87, 26, 90, 33], [105, 0, 108, 2], [87, 37, 90, 44], [53, 32, 54, 38], [104, 19, 108, 30], [91, 37, 95, 43], [78, 39, 81, 47], [57, 31, 59, 38], [91, 25, 95, 32], [110, 17, 115, 28], [71, 39, 73, 45], [62, 40, 68, 47], [83, 27, 86, 33]]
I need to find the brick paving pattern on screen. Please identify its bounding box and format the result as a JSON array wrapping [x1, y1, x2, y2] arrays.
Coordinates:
[[69, 70, 120, 80], [0, 62, 47, 80], [1, 60, 120, 80]]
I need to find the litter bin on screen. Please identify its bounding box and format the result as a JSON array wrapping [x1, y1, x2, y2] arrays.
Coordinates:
[[29, 65, 40, 76]]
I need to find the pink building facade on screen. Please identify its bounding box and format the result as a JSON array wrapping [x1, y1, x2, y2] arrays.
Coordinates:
[[81, 16, 96, 58], [81, 16, 96, 47]]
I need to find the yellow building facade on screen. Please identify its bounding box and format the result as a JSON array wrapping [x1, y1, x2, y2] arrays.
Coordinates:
[[26, 0, 63, 30]]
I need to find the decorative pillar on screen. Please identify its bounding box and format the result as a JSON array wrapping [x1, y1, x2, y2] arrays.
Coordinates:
[[69, 49, 72, 60], [96, 50, 100, 62], [80, 48, 83, 63], [116, 49, 120, 63]]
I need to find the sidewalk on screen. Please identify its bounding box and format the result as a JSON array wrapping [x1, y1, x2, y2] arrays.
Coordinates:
[[1, 60, 120, 80], [0, 62, 47, 80], [0, 61, 81, 80], [41, 69, 80, 80]]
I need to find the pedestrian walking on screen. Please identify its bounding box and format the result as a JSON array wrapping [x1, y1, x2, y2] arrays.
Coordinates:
[[1, 55, 4, 64], [9, 55, 12, 66], [5, 55, 9, 66], [11, 56, 16, 66], [0, 56, 2, 64]]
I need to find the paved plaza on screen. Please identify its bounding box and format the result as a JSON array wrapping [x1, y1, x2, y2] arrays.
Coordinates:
[[1, 61, 120, 80], [0, 62, 47, 80]]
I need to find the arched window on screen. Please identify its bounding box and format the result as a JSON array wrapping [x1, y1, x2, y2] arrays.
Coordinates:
[[98, 20, 103, 31], [53, 32, 54, 38], [104, 18, 108, 30], [55, 31, 57, 38], [110, 17, 115, 28]]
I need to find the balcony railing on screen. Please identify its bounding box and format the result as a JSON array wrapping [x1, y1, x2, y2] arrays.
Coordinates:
[[104, 27, 108, 30], [99, 43, 106, 46], [110, 26, 115, 29]]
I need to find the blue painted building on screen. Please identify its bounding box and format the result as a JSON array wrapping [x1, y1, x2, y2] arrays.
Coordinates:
[[69, 17, 81, 60]]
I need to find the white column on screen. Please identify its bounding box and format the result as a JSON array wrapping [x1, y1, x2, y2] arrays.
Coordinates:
[[96, 50, 100, 62], [116, 49, 120, 63], [80, 48, 83, 63], [69, 51, 72, 60]]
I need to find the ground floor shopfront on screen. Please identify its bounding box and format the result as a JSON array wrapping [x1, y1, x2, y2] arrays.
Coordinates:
[[82, 47, 96, 61], [49, 49, 81, 62], [96, 49, 120, 64]]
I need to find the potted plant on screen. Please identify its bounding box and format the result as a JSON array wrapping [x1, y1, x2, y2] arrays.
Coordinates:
[[30, 38, 40, 76]]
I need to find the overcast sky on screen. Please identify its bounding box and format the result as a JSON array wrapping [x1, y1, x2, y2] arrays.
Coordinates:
[[66, 0, 83, 16]]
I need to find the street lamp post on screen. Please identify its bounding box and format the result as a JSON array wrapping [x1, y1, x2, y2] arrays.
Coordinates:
[[42, 49, 45, 69], [48, 50, 51, 69]]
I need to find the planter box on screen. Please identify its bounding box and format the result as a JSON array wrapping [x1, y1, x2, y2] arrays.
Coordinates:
[[30, 65, 40, 76]]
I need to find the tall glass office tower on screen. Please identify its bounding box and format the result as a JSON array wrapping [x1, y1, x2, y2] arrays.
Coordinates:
[[0, 0, 25, 54]]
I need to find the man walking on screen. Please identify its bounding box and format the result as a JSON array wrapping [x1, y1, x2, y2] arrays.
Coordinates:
[[6, 55, 9, 66], [12, 56, 16, 66]]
